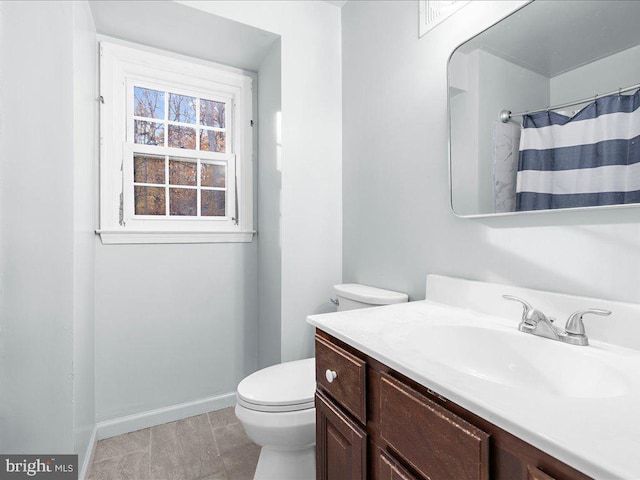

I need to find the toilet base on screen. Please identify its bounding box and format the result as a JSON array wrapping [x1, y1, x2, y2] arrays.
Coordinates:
[[253, 445, 315, 480]]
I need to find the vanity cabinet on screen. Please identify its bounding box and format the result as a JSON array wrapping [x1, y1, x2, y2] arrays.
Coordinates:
[[314, 331, 593, 480]]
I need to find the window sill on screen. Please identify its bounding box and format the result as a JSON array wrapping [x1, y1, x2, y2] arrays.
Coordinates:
[[96, 230, 255, 245]]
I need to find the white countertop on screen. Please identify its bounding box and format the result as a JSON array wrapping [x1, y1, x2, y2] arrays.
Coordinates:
[[308, 300, 640, 480]]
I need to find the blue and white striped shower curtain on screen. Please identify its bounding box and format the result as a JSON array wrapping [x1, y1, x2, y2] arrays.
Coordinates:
[[516, 90, 640, 211]]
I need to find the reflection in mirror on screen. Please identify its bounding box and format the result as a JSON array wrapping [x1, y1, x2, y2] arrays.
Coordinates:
[[448, 1, 640, 217]]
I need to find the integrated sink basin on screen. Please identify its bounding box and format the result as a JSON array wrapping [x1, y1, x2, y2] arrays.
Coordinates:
[[308, 275, 640, 480], [417, 324, 630, 399]]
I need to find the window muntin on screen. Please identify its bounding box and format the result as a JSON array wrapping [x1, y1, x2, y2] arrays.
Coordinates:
[[131, 84, 228, 153], [126, 79, 234, 221], [131, 153, 228, 218]]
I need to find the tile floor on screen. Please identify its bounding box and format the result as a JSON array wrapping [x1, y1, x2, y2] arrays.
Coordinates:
[[87, 407, 260, 480]]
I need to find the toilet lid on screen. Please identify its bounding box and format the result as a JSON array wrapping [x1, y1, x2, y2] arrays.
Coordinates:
[[237, 358, 315, 412]]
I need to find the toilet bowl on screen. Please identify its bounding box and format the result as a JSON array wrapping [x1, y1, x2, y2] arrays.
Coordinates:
[[235, 284, 408, 480], [236, 358, 316, 480]]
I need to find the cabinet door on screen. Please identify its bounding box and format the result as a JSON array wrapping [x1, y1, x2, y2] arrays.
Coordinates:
[[379, 449, 420, 480], [316, 391, 367, 480]]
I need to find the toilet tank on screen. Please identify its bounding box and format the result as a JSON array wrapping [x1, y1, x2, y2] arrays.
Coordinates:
[[334, 284, 408, 312]]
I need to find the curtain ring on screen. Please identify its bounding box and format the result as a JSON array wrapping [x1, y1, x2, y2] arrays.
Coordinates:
[[619, 87, 622, 96]]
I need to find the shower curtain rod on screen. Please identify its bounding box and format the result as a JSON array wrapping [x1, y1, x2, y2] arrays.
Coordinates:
[[499, 81, 640, 123]]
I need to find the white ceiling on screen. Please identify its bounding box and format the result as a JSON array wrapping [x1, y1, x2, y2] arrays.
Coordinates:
[[89, 1, 280, 72], [459, 1, 640, 77]]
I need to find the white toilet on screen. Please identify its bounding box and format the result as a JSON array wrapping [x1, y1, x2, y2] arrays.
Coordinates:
[[235, 283, 408, 480]]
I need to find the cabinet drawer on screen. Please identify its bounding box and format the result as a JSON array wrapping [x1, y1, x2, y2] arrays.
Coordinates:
[[315, 334, 366, 423], [379, 373, 490, 480]]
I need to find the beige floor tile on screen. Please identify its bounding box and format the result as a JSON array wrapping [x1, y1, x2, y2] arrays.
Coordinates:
[[219, 442, 260, 480], [150, 414, 225, 480], [93, 429, 150, 463], [88, 410, 259, 480], [88, 450, 150, 480], [207, 407, 239, 430], [197, 474, 228, 480], [213, 423, 254, 457], [213, 423, 260, 480]]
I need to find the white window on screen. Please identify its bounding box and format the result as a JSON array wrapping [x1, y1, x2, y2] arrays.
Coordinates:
[[98, 41, 254, 244]]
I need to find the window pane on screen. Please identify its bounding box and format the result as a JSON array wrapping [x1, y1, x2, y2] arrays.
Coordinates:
[[200, 99, 225, 128], [135, 120, 164, 145], [168, 125, 196, 149], [169, 159, 197, 186], [134, 87, 164, 119], [168, 93, 196, 123], [201, 190, 225, 217], [201, 164, 226, 188], [135, 186, 165, 215], [169, 188, 197, 216], [200, 130, 226, 153], [134, 155, 165, 184]]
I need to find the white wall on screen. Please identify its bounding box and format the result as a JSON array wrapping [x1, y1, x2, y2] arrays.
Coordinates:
[[342, 0, 640, 305], [450, 49, 549, 215], [551, 43, 640, 106], [95, 0, 340, 422], [95, 244, 257, 420], [92, 7, 272, 422], [72, 0, 98, 468], [0, 0, 75, 452], [450, 51, 480, 215], [0, 0, 96, 457], [177, 1, 343, 362], [257, 40, 283, 369]]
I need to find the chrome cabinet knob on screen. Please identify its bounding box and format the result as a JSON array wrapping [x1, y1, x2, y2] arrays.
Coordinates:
[[325, 369, 337, 383]]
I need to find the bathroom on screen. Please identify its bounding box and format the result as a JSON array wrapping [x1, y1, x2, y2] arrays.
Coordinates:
[[1, 1, 639, 479]]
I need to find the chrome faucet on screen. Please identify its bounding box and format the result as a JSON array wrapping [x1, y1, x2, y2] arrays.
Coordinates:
[[503, 295, 611, 346]]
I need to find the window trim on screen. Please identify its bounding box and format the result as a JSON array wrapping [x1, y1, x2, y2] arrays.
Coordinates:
[[98, 40, 254, 244]]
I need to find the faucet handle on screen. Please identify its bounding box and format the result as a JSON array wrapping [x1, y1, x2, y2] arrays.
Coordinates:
[[565, 308, 611, 335], [503, 295, 532, 309], [503, 295, 536, 326]]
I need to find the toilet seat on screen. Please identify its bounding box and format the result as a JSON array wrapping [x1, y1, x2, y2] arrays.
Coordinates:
[[237, 358, 315, 413]]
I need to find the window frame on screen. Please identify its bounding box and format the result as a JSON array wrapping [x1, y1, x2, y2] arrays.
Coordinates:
[[98, 40, 254, 244]]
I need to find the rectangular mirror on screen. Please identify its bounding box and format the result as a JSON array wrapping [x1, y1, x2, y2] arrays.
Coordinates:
[[449, 0, 640, 217]]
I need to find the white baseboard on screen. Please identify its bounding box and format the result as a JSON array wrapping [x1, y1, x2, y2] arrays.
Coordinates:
[[79, 425, 98, 480], [96, 392, 236, 440]]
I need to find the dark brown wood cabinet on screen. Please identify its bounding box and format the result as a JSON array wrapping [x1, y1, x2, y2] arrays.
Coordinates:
[[378, 450, 419, 480], [314, 331, 593, 480], [379, 373, 490, 480], [316, 334, 367, 424], [316, 390, 367, 480]]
